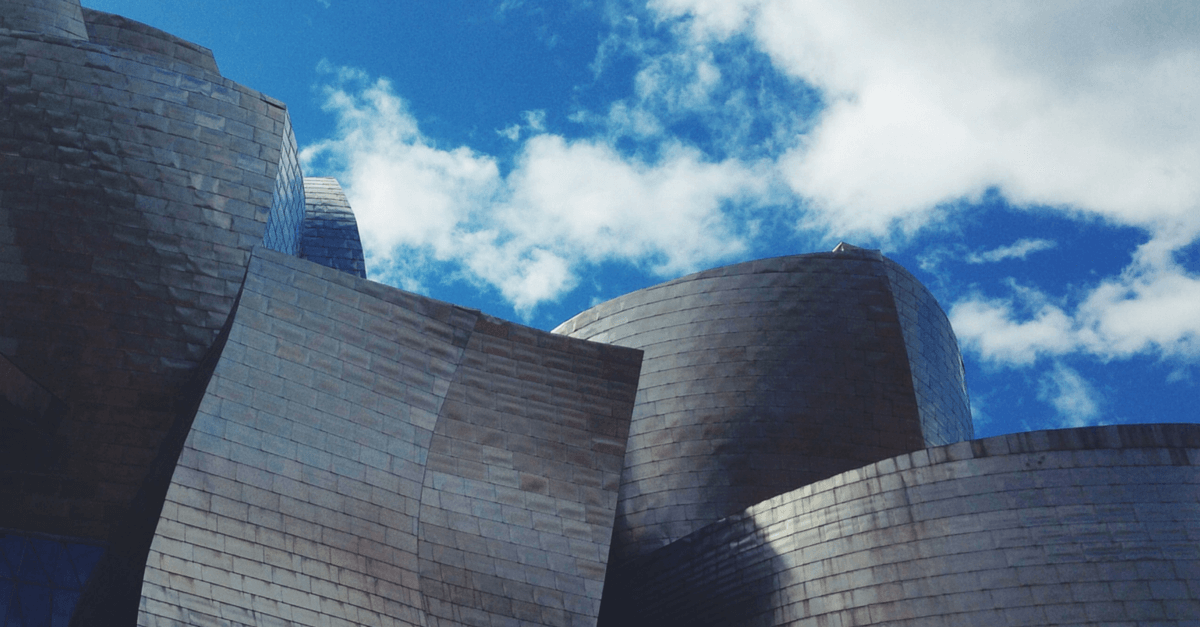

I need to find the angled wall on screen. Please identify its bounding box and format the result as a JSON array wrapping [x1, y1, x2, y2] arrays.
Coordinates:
[[554, 247, 973, 570], [602, 424, 1200, 626], [136, 248, 640, 627]]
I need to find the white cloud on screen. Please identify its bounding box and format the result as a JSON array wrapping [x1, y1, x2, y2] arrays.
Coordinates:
[[302, 64, 770, 315], [649, 1, 1200, 241], [949, 293, 1077, 366], [950, 240, 1200, 367], [1038, 362, 1103, 428], [965, 239, 1056, 264]]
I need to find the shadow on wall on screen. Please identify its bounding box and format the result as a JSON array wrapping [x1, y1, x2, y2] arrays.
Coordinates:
[[598, 516, 785, 627]]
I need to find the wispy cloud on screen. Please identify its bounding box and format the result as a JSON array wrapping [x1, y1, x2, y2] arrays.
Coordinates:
[[1038, 362, 1103, 427], [966, 238, 1056, 264], [301, 63, 773, 316], [950, 240, 1200, 366]]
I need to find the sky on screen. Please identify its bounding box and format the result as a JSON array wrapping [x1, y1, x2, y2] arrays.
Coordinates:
[[84, 0, 1200, 439]]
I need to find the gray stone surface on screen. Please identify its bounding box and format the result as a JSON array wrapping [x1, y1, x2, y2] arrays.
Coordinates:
[[136, 248, 641, 627], [555, 246, 973, 570], [82, 8, 219, 74], [0, 0, 87, 40], [300, 177, 366, 278], [603, 423, 1200, 627]]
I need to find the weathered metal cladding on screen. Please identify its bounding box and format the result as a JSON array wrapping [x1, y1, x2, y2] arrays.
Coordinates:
[[0, 0, 88, 40], [602, 424, 1200, 627], [137, 248, 641, 627], [554, 247, 973, 569], [0, 13, 289, 541], [300, 177, 367, 279]]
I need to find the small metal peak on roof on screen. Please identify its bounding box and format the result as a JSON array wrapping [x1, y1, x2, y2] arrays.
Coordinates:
[[832, 242, 863, 253]]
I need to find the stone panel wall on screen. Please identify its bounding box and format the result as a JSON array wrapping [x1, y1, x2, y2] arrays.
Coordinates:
[[604, 424, 1200, 627], [0, 0, 87, 40], [300, 177, 366, 278], [555, 248, 970, 569], [81, 8, 219, 74], [0, 21, 289, 542], [137, 248, 640, 627]]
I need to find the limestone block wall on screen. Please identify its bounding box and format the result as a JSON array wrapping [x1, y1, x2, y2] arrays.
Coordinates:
[[137, 248, 640, 627], [0, 0, 87, 40], [300, 177, 366, 278], [0, 13, 295, 541], [554, 247, 972, 569], [603, 424, 1200, 627]]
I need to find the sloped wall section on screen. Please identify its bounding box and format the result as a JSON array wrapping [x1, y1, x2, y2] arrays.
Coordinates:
[[137, 248, 640, 627], [603, 424, 1200, 627]]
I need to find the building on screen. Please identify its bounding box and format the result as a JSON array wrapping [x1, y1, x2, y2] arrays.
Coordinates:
[[1, 2, 1197, 626]]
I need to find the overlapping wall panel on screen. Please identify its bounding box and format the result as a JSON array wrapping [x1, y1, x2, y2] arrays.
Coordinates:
[[881, 256, 972, 445], [137, 248, 640, 627], [606, 424, 1200, 627], [300, 177, 366, 278], [0, 18, 289, 540], [555, 248, 970, 569], [418, 317, 637, 627]]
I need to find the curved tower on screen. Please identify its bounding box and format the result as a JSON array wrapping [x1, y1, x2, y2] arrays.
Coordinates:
[[554, 244, 973, 568]]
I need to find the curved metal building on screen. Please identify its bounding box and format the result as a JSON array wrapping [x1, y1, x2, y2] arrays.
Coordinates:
[[600, 423, 1200, 627], [3, 3, 1197, 626], [554, 245, 974, 569]]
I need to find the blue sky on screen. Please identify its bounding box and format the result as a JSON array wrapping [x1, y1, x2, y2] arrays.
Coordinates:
[[85, 0, 1200, 439]]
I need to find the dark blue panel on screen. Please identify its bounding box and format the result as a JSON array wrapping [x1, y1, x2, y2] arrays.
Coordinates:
[[65, 546, 102, 590], [16, 541, 48, 585], [0, 581, 12, 625], [0, 536, 18, 579], [29, 541, 75, 590], [50, 591, 77, 627], [17, 583, 52, 627]]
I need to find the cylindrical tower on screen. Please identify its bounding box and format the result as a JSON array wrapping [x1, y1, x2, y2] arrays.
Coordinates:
[[554, 244, 973, 568]]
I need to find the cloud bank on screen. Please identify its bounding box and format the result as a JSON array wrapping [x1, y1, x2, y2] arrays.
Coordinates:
[[301, 63, 770, 315], [303, 1, 1200, 425]]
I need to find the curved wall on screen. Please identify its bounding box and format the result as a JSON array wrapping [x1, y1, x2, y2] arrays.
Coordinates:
[[81, 8, 219, 74], [0, 0, 87, 39], [300, 177, 367, 278], [0, 19, 289, 542], [555, 247, 972, 567], [880, 255, 972, 445], [136, 248, 641, 627], [603, 423, 1200, 626]]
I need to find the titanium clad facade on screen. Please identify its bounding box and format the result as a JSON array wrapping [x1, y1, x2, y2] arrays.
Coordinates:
[[599, 424, 1200, 627], [554, 246, 974, 570], [300, 177, 367, 279], [4, 3, 1198, 626], [0, 6, 294, 546], [136, 248, 640, 627], [0, 0, 87, 40]]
